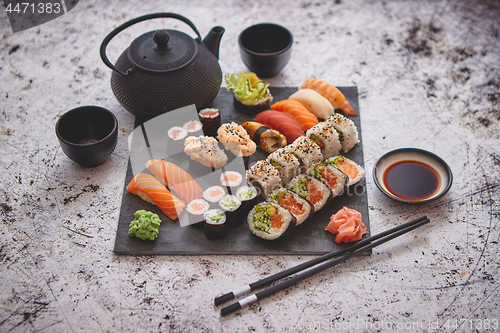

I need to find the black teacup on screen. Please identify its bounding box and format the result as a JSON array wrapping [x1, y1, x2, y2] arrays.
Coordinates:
[[238, 23, 293, 78], [55, 106, 118, 167]]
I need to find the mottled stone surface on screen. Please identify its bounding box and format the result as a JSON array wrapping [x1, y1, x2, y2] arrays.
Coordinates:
[[1, 0, 499, 332]]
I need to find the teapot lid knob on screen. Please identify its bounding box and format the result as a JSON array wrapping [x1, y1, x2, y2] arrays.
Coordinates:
[[153, 30, 170, 49]]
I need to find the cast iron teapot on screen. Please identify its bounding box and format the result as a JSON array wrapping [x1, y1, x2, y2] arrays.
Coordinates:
[[100, 13, 224, 119]]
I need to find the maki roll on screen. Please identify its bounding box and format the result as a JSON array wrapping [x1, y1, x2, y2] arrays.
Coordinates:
[[198, 108, 221, 137], [267, 188, 314, 226], [305, 121, 342, 159], [307, 162, 348, 197], [287, 174, 332, 212], [325, 113, 359, 153], [183, 120, 204, 137], [266, 148, 301, 186], [246, 160, 282, 197], [204, 209, 228, 240], [219, 194, 244, 229], [225, 72, 273, 114], [284, 136, 323, 169], [220, 170, 243, 194], [235, 185, 261, 216], [325, 155, 365, 186], [185, 198, 210, 228], [167, 126, 188, 156], [247, 201, 296, 240], [241, 121, 287, 154], [203, 185, 227, 209]]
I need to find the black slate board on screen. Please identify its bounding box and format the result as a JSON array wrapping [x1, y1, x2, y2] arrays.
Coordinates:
[[114, 87, 370, 255]]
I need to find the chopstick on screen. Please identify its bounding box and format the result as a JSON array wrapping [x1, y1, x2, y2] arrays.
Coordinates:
[[218, 216, 430, 316]]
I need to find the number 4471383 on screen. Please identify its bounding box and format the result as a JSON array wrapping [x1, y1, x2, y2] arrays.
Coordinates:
[[444, 318, 499, 330], [5, 2, 61, 14]]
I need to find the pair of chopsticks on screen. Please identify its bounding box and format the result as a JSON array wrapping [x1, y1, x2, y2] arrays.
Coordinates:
[[215, 216, 430, 316]]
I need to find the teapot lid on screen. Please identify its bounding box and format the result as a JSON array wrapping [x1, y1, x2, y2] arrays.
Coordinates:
[[127, 29, 197, 72]]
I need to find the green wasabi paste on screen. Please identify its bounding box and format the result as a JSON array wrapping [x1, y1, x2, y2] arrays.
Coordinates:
[[128, 210, 161, 240]]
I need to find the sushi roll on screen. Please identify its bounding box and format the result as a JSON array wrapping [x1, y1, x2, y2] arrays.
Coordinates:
[[325, 113, 359, 153], [185, 198, 210, 228], [306, 162, 348, 197], [241, 121, 287, 154], [217, 122, 257, 157], [266, 148, 301, 186], [204, 209, 228, 240], [325, 155, 365, 186], [203, 185, 227, 209], [246, 160, 282, 197], [235, 185, 261, 216], [247, 201, 296, 240], [225, 72, 273, 114], [267, 188, 314, 226], [184, 136, 228, 170], [287, 174, 332, 212], [284, 136, 323, 169], [305, 122, 342, 159], [198, 108, 221, 137], [167, 126, 188, 156], [218, 194, 244, 229], [183, 120, 204, 137], [220, 171, 243, 194]]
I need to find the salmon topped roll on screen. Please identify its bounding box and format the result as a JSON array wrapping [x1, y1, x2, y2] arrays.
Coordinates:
[[127, 173, 186, 220], [271, 99, 319, 131], [217, 122, 257, 157], [146, 159, 203, 203]]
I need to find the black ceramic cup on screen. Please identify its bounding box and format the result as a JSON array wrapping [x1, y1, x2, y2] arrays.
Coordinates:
[[238, 23, 293, 78], [55, 106, 118, 167]]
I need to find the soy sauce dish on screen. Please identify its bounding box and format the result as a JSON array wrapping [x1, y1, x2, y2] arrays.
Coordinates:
[[373, 148, 453, 204]]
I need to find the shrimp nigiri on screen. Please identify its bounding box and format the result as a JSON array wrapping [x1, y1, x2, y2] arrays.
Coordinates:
[[300, 78, 357, 116], [127, 173, 186, 220]]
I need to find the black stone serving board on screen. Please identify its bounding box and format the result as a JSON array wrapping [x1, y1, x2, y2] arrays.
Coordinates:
[[114, 87, 370, 255]]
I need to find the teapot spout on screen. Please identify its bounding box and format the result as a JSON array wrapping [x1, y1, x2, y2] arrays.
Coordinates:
[[203, 26, 225, 60]]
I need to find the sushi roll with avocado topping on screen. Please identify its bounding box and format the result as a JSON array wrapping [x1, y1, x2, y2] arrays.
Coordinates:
[[267, 188, 314, 226], [287, 174, 332, 212], [307, 161, 348, 197], [218, 194, 244, 229], [247, 201, 296, 240], [325, 155, 365, 186], [225, 72, 273, 113], [266, 148, 301, 186], [305, 121, 342, 159], [204, 209, 228, 240]]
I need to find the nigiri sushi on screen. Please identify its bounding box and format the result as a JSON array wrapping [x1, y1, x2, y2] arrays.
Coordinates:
[[300, 78, 357, 116], [288, 89, 334, 120], [127, 173, 186, 220], [217, 122, 257, 157], [146, 159, 203, 203], [271, 99, 319, 131], [254, 110, 304, 144], [184, 136, 228, 169]]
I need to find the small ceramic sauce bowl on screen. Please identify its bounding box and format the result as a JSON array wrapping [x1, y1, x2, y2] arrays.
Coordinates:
[[55, 106, 118, 167], [238, 23, 293, 78], [373, 148, 453, 204]]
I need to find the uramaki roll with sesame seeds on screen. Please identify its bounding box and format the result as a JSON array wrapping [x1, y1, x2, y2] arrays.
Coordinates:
[[246, 160, 282, 197], [305, 121, 342, 159], [266, 148, 301, 186]]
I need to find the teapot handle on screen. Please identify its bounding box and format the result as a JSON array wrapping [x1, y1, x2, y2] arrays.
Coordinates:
[[100, 13, 202, 76]]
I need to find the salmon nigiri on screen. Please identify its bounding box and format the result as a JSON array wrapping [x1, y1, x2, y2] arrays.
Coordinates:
[[127, 173, 186, 220], [300, 78, 357, 116], [146, 159, 203, 203], [271, 99, 319, 131]]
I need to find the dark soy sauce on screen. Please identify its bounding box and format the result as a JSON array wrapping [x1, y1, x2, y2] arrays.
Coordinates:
[[383, 160, 441, 201]]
